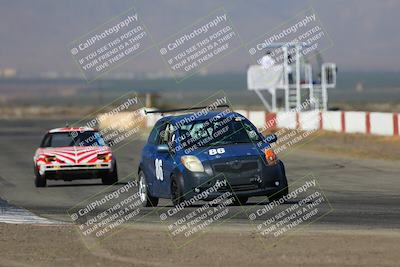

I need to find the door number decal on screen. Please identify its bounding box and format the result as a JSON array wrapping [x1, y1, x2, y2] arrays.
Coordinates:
[[155, 158, 164, 181]]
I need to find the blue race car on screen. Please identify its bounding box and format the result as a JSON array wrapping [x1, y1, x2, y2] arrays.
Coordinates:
[[138, 106, 288, 207]]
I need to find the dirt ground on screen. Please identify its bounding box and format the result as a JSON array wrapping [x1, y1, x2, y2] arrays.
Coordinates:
[[1, 223, 399, 267], [300, 131, 400, 160]]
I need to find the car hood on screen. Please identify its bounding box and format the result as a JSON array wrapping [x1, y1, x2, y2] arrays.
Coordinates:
[[37, 146, 110, 164], [40, 146, 110, 154]]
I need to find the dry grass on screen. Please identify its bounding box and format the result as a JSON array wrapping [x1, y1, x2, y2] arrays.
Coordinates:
[[300, 131, 400, 160]]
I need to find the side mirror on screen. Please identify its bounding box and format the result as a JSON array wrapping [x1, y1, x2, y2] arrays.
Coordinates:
[[156, 144, 169, 153], [265, 134, 278, 143]]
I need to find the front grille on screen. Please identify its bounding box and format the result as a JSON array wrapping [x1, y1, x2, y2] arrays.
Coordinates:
[[214, 161, 258, 174], [218, 183, 259, 192], [212, 157, 260, 176], [46, 164, 109, 169]]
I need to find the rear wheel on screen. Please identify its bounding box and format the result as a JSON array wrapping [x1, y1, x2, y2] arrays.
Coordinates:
[[34, 166, 46, 187], [139, 171, 158, 207], [102, 161, 118, 185], [171, 175, 184, 206]]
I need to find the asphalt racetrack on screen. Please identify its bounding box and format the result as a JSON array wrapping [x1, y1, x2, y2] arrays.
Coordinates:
[[0, 118, 399, 231]]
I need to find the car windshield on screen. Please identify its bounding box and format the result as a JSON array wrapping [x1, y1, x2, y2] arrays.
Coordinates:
[[178, 116, 262, 147], [46, 131, 106, 147]]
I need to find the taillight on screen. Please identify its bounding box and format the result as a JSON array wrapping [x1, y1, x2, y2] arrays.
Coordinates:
[[97, 153, 111, 162], [264, 148, 277, 165], [44, 155, 57, 163]]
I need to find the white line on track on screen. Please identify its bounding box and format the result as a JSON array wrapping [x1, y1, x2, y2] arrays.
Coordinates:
[[0, 198, 63, 225]]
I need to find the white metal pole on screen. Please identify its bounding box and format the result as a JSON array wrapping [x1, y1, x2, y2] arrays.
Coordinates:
[[307, 64, 316, 109], [283, 46, 289, 111], [296, 44, 301, 109], [321, 65, 328, 111], [271, 88, 276, 111], [254, 89, 272, 112]]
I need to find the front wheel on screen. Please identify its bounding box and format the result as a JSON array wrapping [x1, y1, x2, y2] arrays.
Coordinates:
[[231, 196, 248, 206], [171, 175, 184, 206], [102, 161, 118, 185], [268, 161, 289, 201], [34, 166, 46, 187], [139, 171, 158, 207], [268, 187, 289, 201]]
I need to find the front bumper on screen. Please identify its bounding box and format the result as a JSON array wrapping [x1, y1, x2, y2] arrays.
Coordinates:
[[40, 163, 112, 180], [179, 157, 287, 200]]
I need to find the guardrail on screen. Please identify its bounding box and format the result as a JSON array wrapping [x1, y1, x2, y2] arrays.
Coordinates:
[[141, 109, 399, 137]]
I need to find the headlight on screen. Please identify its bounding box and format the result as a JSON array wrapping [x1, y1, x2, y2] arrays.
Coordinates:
[[97, 152, 112, 162], [44, 155, 57, 163], [181, 156, 204, 172]]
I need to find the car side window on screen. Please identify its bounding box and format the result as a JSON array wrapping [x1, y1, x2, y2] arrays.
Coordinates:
[[148, 122, 163, 144], [243, 122, 260, 141], [158, 123, 170, 145], [157, 122, 176, 145]]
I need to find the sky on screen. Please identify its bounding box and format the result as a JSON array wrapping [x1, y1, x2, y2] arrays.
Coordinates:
[[0, 0, 399, 77]]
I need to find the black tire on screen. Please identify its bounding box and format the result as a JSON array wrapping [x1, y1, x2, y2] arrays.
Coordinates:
[[171, 175, 184, 206], [268, 187, 289, 202], [231, 196, 248, 206], [102, 161, 118, 185], [269, 161, 289, 201], [138, 171, 159, 207], [34, 166, 46, 187]]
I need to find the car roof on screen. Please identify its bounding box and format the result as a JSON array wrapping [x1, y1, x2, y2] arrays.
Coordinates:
[[159, 111, 244, 124], [48, 127, 96, 133]]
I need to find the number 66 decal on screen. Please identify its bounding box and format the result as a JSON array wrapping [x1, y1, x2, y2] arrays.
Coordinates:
[[155, 158, 163, 181], [208, 148, 225, 155]]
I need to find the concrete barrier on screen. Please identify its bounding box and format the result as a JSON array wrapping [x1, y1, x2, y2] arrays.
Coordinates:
[[299, 111, 320, 130], [265, 113, 277, 131], [370, 112, 394, 136], [322, 111, 342, 132], [140, 107, 398, 137], [248, 111, 266, 128], [276, 112, 297, 129], [344, 111, 366, 134], [98, 110, 146, 131], [234, 110, 248, 117]]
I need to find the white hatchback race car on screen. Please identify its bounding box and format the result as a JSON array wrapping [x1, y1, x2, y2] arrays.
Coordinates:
[[33, 127, 118, 187]]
